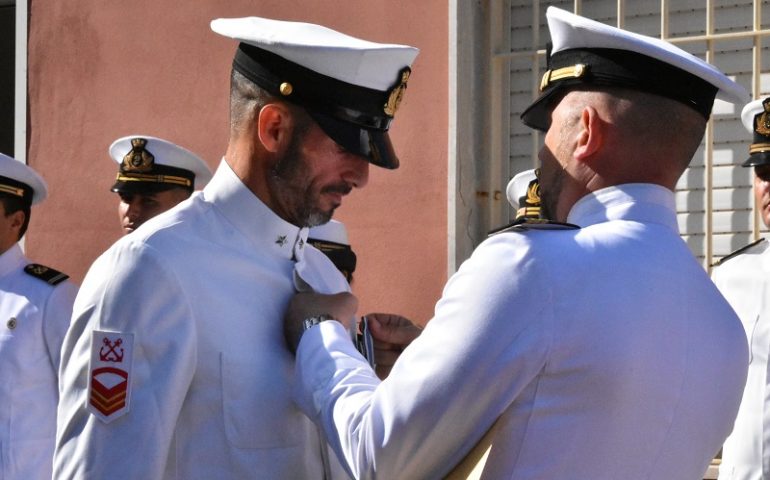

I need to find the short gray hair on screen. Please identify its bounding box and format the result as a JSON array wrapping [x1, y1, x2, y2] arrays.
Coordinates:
[[229, 69, 275, 135]]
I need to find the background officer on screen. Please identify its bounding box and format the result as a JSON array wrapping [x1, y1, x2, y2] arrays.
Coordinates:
[[506, 168, 540, 221], [109, 135, 212, 234], [0, 153, 77, 479], [714, 97, 770, 480], [307, 219, 357, 283]]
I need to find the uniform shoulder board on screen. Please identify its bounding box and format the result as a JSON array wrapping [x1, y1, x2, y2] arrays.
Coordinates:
[[711, 238, 767, 267], [23, 263, 69, 285], [488, 218, 580, 237]]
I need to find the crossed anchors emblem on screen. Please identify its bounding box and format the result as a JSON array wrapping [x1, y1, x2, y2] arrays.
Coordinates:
[[99, 337, 124, 362]]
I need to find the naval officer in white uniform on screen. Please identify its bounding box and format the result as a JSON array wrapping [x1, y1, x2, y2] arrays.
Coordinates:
[[108, 135, 212, 235], [284, 7, 750, 479], [53, 16, 418, 479], [715, 97, 770, 480], [0, 153, 77, 479]]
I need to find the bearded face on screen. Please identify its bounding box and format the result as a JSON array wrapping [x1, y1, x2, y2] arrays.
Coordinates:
[[266, 118, 364, 228]]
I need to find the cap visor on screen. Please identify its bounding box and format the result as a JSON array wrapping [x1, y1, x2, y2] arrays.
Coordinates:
[[743, 152, 770, 167], [520, 86, 570, 132], [309, 111, 399, 169]]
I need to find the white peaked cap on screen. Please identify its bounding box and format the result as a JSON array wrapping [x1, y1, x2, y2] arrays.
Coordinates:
[[0, 153, 48, 205], [211, 17, 418, 92], [506, 169, 537, 209], [522, 7, 750, 130], [210, 16, 419, 169], [109, 135, 212, 192], [308, 219, 350, 246]]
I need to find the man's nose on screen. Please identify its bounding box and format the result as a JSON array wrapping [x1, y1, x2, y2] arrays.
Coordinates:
[[344, 157, 369, 189]]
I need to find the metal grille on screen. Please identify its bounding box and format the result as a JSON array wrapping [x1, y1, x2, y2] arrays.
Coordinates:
[[495, 0, 770, 268]]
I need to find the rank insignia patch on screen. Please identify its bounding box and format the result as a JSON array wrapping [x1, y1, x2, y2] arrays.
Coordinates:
[[88, 330, 134, 423]]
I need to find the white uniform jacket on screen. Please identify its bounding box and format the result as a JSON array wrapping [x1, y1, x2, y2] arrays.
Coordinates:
[[54, 160, 350, 479], [713, 238, 770, 480], [295, 183, 749, 480], [0, 243, 76, 480]]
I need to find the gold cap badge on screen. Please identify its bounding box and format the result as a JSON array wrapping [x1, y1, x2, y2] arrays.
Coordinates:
[[122, 138, 155, 173], [756, 98, 770, 137], [384, 67, 411, 117]]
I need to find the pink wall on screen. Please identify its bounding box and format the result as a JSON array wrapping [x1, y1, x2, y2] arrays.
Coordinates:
[[25, 0, 447, 324]]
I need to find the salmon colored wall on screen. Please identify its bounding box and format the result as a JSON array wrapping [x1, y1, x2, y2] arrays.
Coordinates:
[[25, 0, 447, 323]]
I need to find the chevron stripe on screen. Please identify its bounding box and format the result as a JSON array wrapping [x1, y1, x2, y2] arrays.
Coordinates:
[[89, 367, 129, 418]]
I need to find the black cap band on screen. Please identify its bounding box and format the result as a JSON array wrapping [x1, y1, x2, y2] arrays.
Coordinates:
[[111, 164, 195, 194], [522, 48, 718, 131], [234, 44, 394, 131]]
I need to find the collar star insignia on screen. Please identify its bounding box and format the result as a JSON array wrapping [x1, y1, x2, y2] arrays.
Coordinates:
[[276, 235, 288, 247]]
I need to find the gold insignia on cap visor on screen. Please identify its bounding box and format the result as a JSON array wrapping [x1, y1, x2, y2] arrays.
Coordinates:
[[384, 67, 411, 116]]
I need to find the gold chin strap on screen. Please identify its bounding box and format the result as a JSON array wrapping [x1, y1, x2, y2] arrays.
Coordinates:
[[0, 183, 25, 198], [115, 173, 192, 188], [540, 64, 587, 92], [749, 142, 770, 154]]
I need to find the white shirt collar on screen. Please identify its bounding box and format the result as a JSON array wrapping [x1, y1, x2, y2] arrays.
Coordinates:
[[0, 243, 24, 277], [203, 159, 309, 262], [567, 183, 678, 232]]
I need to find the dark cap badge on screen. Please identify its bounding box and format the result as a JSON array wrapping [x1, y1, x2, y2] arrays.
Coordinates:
[[383, 67, 411, 117], [122, 138, 155, 173]]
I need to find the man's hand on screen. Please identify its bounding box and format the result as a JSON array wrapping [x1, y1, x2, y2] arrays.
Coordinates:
[[284, 292, 358, 353], [365, 313, 422, 379]]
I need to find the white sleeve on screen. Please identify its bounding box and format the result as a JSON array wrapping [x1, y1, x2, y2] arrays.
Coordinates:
[[54, 241, 197, 479], [294, 234, 553, 479], [42, 280, 78, 374]]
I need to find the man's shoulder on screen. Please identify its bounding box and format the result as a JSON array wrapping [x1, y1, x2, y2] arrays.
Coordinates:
[[488, 218, 581, 237], [711, 238, 768, 268]]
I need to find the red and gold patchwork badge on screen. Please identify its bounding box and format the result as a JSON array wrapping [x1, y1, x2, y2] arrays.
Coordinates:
[[87, 330, 134, 423]]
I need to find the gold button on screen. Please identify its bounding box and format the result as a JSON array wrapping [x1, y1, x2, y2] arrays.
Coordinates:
[[7, 317, 16, 330], [279, 82, 293, 96]]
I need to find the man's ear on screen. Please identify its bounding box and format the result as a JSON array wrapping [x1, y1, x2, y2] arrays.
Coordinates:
[[574, 105, 602, 161], [257, 103, 293, 154], [8, 209, 24, 236]]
